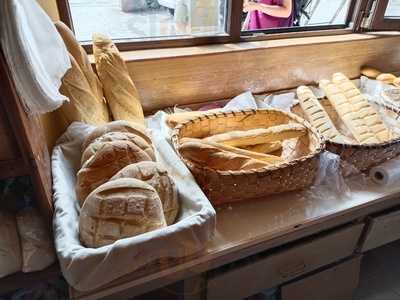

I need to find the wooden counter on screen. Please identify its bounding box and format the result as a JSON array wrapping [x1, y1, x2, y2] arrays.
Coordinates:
[[70, 176, 400, 300]]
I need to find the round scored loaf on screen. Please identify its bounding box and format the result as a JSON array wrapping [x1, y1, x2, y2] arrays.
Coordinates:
[[81, 131, 155, 166], [79, 178, 167, 248], [76, 140, 152, 206], [111, 162, 179, 225], [82, 120, 152, 151]]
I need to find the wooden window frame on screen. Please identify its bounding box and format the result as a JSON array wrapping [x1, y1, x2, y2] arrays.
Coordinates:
[[57, 0, 366, 52], [368, 0, 400, 30]]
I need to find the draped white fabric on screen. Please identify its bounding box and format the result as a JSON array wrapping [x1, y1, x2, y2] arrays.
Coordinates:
[[0, 0, 71, 114]]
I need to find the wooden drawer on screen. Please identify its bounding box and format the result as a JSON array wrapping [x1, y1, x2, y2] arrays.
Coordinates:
[[361, 208, 400, 252], [281, 255, 362, 300], [206, 224, 363, 300]]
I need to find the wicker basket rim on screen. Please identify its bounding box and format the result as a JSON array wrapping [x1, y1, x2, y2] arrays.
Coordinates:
[[171, 108, 325, 175]]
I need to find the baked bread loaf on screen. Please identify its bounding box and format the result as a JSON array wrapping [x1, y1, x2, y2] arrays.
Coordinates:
[[360, 66, 381, 79], [81, 131, 155, 165], [202, 124, 307, 147], [82, 120, 151, 151], [111, 162, 179, 225], [179, 139, 268, 171], [76, 140, 153, 205], [93, 33, 145, 125], [319, 80, 378, 144], [58, 54, 110, 130], [166, 109, 221, 128], [377, 73, 397, 85], [79, 178, 166, 248], [332, 73, 391, 142], [55, 21, 105, 105], [241, 141, 282, 154], [297, 85, 349, 144], [394, 78, 400, 87], [194, 138, 283, 164]]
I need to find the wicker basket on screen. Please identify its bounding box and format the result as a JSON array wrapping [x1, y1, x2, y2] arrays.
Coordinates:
[[292, 99, 400, 174], [172, 109, 324, 206]]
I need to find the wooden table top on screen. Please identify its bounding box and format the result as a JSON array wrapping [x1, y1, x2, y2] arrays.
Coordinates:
[[71, 176, 400, 299]]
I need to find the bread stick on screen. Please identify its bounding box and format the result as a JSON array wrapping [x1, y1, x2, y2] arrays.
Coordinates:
[[332, 73, 391, 142], [166, 109, 221, 128], [203, 124, 307, 147], [319, 79, 378, 144], [297, 86, 346, 143], [241, 141, 282, 154]]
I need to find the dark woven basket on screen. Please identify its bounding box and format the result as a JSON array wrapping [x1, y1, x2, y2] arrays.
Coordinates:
[[172, 109, 325, 206], [292, 99, 400, 173]]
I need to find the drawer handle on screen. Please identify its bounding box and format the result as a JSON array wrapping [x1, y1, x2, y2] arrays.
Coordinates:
[[278, 261, 306, 279]]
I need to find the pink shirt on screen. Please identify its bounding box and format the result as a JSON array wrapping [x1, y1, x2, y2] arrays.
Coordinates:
[[248, 0, 294, 30]]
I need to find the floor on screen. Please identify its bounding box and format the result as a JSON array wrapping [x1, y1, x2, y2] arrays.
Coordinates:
[[355, 240, 400, 300]]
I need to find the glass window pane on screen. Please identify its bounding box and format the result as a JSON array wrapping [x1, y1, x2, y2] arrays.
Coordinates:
[[69, 0, 227, 42], [242, 0, 352, 32], [385, 0, 400, 17]]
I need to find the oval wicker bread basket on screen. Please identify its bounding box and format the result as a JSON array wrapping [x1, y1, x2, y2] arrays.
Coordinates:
[[292, 99, 400, 173], [172, 109, 325, 206]]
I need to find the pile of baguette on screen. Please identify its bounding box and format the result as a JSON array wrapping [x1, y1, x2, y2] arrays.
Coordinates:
[[75, 121, 179, 248], [296, 73, 394, 145], [176, 122, 308, 172]]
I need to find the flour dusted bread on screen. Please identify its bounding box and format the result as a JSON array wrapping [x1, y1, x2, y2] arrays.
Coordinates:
[[296, 86, 349, 144], [81, 131, 155, 165], [93, 33, 145, 125], [79, 178, 166, 248], [203, 124, 307, 147], [82, 120, 151, 151], [319, 79, 379, 144], [332, 73, 391, 142], [76, 140, 153, 205], [111, 162, 179, 225], [179, 139, 268, 171]]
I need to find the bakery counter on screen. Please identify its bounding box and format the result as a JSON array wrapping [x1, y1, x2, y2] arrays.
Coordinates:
[[70, 176, 400, 300]]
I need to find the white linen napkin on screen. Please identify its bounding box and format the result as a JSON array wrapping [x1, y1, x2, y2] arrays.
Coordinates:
[[0, 0, 71, 114]]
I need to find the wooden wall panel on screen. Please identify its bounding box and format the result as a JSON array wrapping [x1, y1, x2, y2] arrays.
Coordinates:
[[124, 34, 400, 113]]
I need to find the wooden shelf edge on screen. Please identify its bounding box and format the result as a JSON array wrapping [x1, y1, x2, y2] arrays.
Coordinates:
[[0, 264, 60, 295]]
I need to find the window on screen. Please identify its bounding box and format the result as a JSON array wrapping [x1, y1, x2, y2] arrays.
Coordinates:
[[56, 0, 400, 51]]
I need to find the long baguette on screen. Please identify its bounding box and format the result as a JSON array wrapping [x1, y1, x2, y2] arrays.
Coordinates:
[[332, 73, 391, 142], [241, 141, 282, 154], [178, 139, 268, 171], [297, 86, 348, 143], [319, 80, 378, 144], [192, 139, 284, 164], [203, 124, 307, 147], [166, 109, 221, 128]]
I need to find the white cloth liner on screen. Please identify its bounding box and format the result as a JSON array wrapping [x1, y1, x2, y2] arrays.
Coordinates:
[[52, 122, 216, 291], [0, 0, 71, 114]]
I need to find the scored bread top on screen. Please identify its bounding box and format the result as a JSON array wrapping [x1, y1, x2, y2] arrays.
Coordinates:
[[82, 120, 151, 151], [110, 161, 179, 225], [81, 131, 155, 166]]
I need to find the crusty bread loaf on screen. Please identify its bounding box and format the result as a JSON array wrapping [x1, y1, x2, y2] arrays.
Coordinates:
[[79, 178, 166, 248], [81, 131, 155, 166], [360, 66, 381, 79], [241, 141, 282, 154], [82, 120, 151, 151], [377, 73, 397, 85], [394, 78, 400, 87], [332, 73, 391, 142], [54, 21, 105, 105], [111, 162, 179, 225], [192, 138, 284, 164], [93, 33, 145, 125], [76, 140, 153, 205], [166, 109, 221, 128], [297, 86, 348, 144], [202, 124, 307, 147], [319, 80, 379, 144], [179, 139, 268, 171]]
